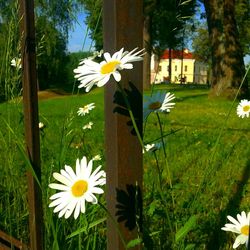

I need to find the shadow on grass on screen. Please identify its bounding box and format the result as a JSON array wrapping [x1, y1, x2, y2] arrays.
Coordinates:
[[206, 159, 250, 249], [154, 83, 210, 91], [176, 93, 208, 102]]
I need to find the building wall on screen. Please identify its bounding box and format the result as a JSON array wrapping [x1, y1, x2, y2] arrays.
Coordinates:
[[151, 54, 208, 84], [194, 61, 208, 84]]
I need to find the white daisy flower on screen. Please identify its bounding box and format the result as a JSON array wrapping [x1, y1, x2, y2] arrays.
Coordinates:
[[73, 47, 144, 92], [48, 156, 106, 219], [11, 58, 22, 69], [143, 143, 161, 153], [221, 211, 250, 249], [77, 103, 95, 116], [92, 155, 102, 161], [143, 91, 175, 120], [38, 122, 45, 129], [83, 122, 93, 130], [237, 99, 250, 118]]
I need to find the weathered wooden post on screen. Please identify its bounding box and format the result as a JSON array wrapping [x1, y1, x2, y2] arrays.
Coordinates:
[[19, 0, 44, 249], [103, 1, 143, 249]]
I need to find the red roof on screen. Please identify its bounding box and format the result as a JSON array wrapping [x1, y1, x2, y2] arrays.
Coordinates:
[[161, 49, 193, 59]]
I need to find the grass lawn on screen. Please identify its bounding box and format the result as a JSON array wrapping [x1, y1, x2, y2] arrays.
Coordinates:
[[0, 84, 250, 249]]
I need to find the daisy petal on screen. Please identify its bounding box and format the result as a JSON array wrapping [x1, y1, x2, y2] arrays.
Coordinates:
[[53, 172, 72, 186], [74, 201, 81, 219], [49, 183, 69, 191], [112, 71, 121, 82], [227, 215, 241, 227], [233, 234, 248, 249], [65, 199, 78, 219]]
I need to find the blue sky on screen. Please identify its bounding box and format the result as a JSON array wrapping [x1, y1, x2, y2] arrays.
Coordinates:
[[67, 10, 250, 64], [67, 12, 92, 52]]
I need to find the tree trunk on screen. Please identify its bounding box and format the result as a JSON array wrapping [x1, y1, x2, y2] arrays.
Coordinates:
[[203, 0, 248, 98], [143, 15, 151, 90]]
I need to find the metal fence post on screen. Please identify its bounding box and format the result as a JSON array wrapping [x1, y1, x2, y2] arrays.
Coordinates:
[[19, 0, 43, 249], [103, 1, 143, 249]]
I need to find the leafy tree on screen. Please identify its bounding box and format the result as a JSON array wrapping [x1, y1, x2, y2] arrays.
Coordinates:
[[35, 16, 68, 89], [235, 0, 250, 56], [34, 0, 81, 89], [0, 0, 21, 100], [64, 51, 93, 86], [203, 0, 248, 98], [192, 23, 211, 64], [78, 0, 103, 51], [148, 0, 196, 84], [0, 0, 81, 93]]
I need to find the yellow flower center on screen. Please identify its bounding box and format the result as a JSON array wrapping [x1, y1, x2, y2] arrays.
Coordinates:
[[100, 60, 120, 74], [243, 105, 250, 112], [240, 225, 249, 236], [71, 180, 88, 197], [148, 101, 162, 110], [83, 106, 88, 112]]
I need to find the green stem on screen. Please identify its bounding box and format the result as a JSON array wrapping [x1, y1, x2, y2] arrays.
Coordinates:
[[155, 114, 176, 233], [156, 182, 174, 243], [156, 112, 166, 158], [98, 203, 128, 249], [152, 150, 174, 244], [116, 83, 144, 149], [153, 151, 162, 187]]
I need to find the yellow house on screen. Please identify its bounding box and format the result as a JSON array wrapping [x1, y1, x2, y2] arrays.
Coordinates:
[[151, 49, 208, 84]]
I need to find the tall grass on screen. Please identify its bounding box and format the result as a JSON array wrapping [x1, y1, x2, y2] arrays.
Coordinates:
[[143, 84, 250, 249], [1, 83, 250, 249]]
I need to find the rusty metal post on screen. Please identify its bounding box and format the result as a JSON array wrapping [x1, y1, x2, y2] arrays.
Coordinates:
[[19, 0, 44, 249], [103, 1, 143, 249]]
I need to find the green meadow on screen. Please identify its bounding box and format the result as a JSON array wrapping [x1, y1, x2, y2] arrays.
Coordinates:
[[0, 84, 250, 249]]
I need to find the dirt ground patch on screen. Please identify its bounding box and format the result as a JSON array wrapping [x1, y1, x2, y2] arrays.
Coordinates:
[[38, 89, 70, 100]]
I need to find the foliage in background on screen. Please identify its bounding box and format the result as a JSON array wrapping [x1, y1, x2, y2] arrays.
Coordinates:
[[35, 17, 68, 89], [193, 0, 250, 63], [78, 0, 102, 51], [149, 0, 196, 55], [235, 0, 250, 56], [0, 0, 21, 101], [0, 0, 83, 94], [192, 23, 211, 64]]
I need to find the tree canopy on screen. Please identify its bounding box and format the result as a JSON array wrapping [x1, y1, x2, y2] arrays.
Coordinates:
[[0, 0, 81, 94], [78, 0, 102, 50]]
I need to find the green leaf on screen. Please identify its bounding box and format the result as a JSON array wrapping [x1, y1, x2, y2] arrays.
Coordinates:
[[67, 217, 106, 239], [16, 142, 41, 189], [126, 238, 142, 249], [185, 244, 196, 250], [180, 0, 193, 6], [175, 215, 197, 242], [3, 118, 41, 188], [149, 231, 161, 237]]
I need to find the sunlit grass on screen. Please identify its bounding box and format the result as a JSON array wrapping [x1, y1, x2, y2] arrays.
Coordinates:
[[0, 84, 250, 249]]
